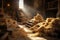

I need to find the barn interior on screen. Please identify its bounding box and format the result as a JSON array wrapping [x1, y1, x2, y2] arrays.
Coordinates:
[[0, 0, 60, 40]]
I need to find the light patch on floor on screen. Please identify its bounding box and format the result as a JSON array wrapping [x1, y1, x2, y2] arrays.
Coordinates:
[[18, 25, 47, 40]]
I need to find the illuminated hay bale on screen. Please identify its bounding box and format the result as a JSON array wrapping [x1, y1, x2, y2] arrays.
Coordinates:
[[38, 18, 60, 38], [31, 13, 44, 24], [45, 18, 55, 22], [30, 24, 40, 32], [25, 13, 44, 28], [30, 18, 54, 33], [34, 13, 44, 22], [30, 18, 60, 38]]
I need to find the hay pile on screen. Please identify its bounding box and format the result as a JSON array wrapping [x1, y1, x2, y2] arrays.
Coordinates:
[[25, 13, 44, 28], [30, 18, 60, 38]]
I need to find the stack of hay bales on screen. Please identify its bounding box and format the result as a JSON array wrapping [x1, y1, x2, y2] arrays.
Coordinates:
[[39, 18, 60, 37], [30, 22, 45, 33], [6, 18, 29, 40], [30, 13, 44, 24], [30, 18, 60, 38], [25, 13, 44, 28]]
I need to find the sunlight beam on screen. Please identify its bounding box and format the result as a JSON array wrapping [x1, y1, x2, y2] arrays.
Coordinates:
[[19, 0, 24, 9]]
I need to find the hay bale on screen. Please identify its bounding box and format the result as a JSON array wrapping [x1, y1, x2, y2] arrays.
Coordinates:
[[38, 18, 60, 38]]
